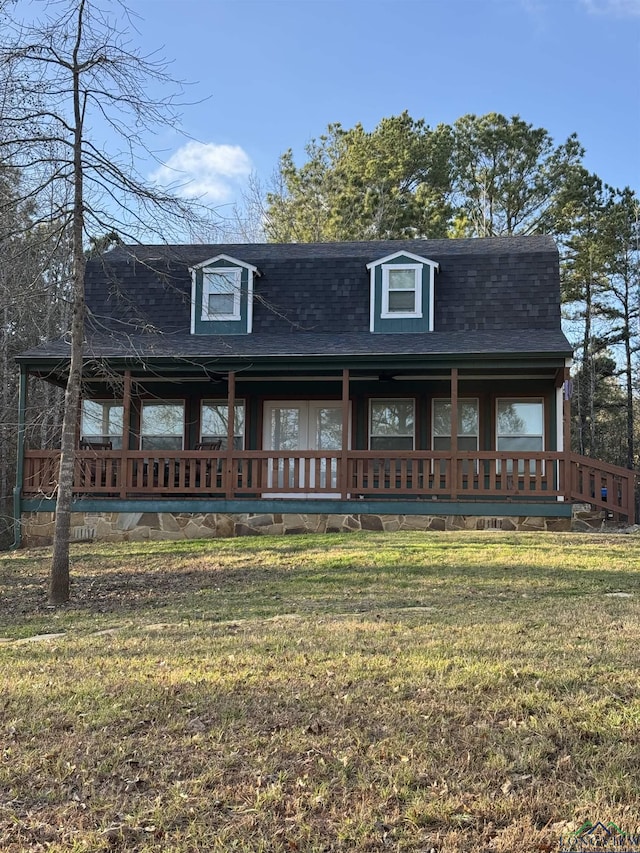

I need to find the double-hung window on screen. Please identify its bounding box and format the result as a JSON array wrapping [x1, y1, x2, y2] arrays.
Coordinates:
[[202, 268, 241, 321], [369, 399, 415, 450], [81, 400, 123, 449], [381, 265, 422, 318], [496, 399, 544, 473], [201, 401, 245, 450], [432, 399, 479, 474], [140, 402, 184, 451]]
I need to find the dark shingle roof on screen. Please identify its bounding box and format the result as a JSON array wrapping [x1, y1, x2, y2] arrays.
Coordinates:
[[19, 329, 572, 364], [21, 237, 572, 363]]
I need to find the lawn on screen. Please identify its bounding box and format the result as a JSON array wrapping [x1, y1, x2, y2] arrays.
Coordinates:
[[1, 531, 639, 852]]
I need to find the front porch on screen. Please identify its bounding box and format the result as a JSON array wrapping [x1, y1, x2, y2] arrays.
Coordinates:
[[14, 360, 639, 546]]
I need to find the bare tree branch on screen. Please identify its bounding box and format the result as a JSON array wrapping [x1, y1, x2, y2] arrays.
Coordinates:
[[0, 0, 218, 599]]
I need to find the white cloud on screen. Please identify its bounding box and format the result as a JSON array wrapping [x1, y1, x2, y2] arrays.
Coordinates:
[[150, 141, 252, 203], [579, 0, 640, 16]]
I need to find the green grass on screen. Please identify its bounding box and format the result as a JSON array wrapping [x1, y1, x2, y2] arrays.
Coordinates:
[[1, 531, 639, 851]]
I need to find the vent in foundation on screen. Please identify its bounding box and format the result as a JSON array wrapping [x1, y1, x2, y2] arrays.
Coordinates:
[[71, 526, 96, 541], [484, 518, 503, 530]]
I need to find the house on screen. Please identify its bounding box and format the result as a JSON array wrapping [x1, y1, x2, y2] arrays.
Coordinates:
[[14, 237, 637, 544]]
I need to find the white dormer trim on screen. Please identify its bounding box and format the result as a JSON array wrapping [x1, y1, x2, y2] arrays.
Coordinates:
[[190, 253, 260, 273], [367, 251, 439, 333], [366, 250, 440, 271], [189, 254, 259, 334]]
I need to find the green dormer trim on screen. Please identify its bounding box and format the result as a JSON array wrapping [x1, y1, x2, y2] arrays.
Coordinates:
[[190, 254, 259, 335], [367, 250, 439, 334]]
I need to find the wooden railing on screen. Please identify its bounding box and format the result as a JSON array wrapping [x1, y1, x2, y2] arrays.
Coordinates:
[[568, 453, 638, 522], [21, 448, 637, 522], [348, 451, 564, 499]]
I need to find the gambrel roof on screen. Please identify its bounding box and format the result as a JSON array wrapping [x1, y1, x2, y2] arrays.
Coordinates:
[[18, 236, 572, 366]]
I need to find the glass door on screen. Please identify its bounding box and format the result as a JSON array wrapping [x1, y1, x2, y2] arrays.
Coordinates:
[[309, 403, 343, 490], [263, 401, 347, 495]]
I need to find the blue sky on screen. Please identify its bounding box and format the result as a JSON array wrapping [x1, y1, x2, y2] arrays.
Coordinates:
[[11, 0, 637, 230], [132, 0, 639, 223]]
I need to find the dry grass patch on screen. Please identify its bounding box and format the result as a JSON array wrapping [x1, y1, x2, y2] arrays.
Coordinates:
[[1, 531, 640, 851]]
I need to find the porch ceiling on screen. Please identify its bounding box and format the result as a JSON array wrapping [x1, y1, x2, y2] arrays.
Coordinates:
[[21, 357, 569, 387]]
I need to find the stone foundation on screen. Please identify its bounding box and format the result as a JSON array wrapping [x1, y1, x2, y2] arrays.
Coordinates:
[[570, 503, 606, 532], [19, 509, 572, 547]]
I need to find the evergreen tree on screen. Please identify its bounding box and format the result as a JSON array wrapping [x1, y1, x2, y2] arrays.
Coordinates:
[[264, 113, 453, 241]]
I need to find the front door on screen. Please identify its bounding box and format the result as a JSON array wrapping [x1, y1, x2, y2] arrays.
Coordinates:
[[263, 401, 347, 495]]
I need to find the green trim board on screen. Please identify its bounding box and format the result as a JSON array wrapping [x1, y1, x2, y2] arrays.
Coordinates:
[[19, 354, 570, 386], [12, 366, 27, 548], [22, 497, 573, 518]]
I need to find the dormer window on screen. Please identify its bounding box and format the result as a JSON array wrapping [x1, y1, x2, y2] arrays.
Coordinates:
[[367, 250, 439, 333], [190, 254, 259, 335], [381, 265, 422, 318], [202, 268, 241, 321]]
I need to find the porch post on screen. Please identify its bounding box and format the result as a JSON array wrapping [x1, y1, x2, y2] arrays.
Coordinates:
[[450, 367, 458, 500], [559, 366, 572, 503], [225, 371, 236, 499], [12, 365, 28, 547], [629, 472, 638, 525], [340, 368, 350, 500], [120, 370, 132, 499]]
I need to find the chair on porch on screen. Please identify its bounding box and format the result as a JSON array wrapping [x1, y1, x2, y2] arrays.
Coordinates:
[[193, 440, 223, 489], [80, 439, 113, 450], [195, 440, 223, 451], [78, 439, 113, 489]]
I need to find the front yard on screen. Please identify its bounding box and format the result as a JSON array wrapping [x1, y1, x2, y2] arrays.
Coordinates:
[[1, 531, 639, 851]]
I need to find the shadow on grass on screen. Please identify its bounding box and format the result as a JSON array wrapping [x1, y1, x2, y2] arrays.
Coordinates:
[[1, 535, 638, 632]]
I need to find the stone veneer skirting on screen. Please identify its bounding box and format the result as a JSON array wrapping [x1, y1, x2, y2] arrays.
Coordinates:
[[19, 509, 576, 546]]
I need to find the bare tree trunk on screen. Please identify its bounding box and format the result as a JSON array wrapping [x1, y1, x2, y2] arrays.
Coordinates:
[[0, 305, 9, 506], [2, 0, 206, 590], [50, 2, 86, 604], [624, 333, 634, 469], [49, 281, 83, 601], [582, 273, 593, 457]]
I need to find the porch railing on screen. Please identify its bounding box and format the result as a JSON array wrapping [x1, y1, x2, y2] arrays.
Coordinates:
[[568, 454, 638, 521], [21, 448, 638, 522]]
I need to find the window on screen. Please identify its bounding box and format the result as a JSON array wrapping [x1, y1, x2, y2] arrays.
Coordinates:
[[381, 265, 422, 318], [367, 251, 437, 333], [201, 401, 245, 450], [81, 400, 123, 449], [202, 268, 241, 320], [191, 254, 258, 335], [497, 399, 544, 473], [369, 399, 415, 450], [432, 399, 479, 452], [140, 402, 184, 451]]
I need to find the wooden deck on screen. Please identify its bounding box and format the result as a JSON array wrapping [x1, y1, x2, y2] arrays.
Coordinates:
[[21, 449, 638, 522]]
